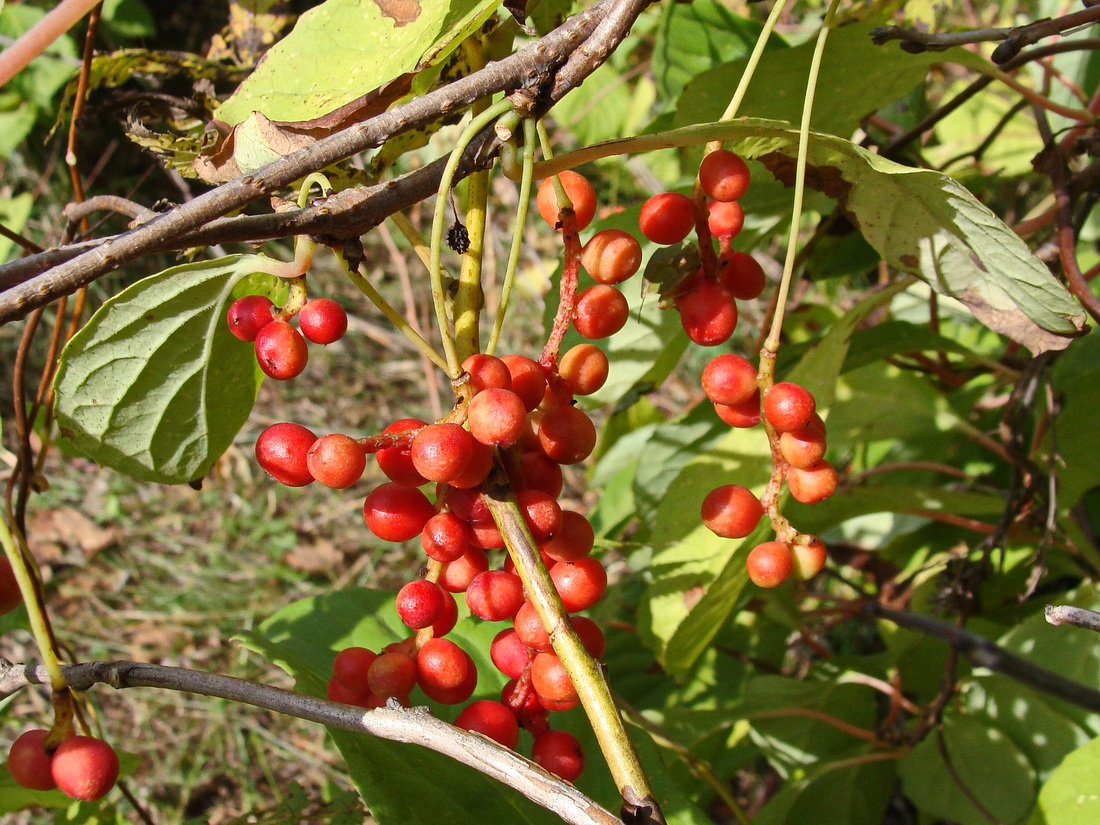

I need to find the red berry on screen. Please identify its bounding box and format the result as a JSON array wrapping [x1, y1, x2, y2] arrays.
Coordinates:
[[699, 149, 750, 202], [639, 192, 695, 245], [511, 451, 564, 499], [542, 510, 595, 562], [256, 422, 316, 487], [226, 295, 275, 342], [702, 354, 757, 406], [455, 700, 520, 749], [779, 414, 827, 470], [518, 489, 563, 542], [707, 200, 744, 239], [764, 383, 816, 433], [531, 652, 578, 706], [717, 251, 766, 301], [746, 541, 794, 588], [467, 388, 527, 447], [490, 628, 531, 679], [559, 344, 609, 396], [411, 423, 475, 484], [536, 171, 597, 231], [462, 354, 512, 392], [416, 638, 472, 692], [538, 404, 597, 465], [581, 229, 642, 284], [376, 418, 428, 487], [792, 536, 828, 579], [51, 736, 119, 802], [8, 729, 56, 791], [396, 580, 447, 629], [714, 392, 761, 428], [333, 646, 378, 691], [786, 461, 838, 504], [500, 355, 548, 412], [254, 320, 308, 380], [307, 433, 367, 489], [326, 676, 382, 708], [514, 600, 552, 652], [701, 485, 764, 539], [298, 298, 348, 345], [439, 548, 490, 593], [677, 279, 737, 346], [420, 512, 475, 563], [573, 286, 629, 340], [432, 589, 459, 637], [449, 440, 495, 489], [419, 648, 477, 705], [367, 651, 418, 700], [549, 557, 607, 613], [0, 556, 22, 615], [571, 615, 606, 658], [532, 730, 585, 782], [465, 570, 525, 621], [363, 483, 435, 542]]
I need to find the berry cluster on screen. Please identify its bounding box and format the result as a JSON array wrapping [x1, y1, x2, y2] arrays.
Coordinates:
[[638, 149, 764, 346], [227, 294, 349, 380], [7, 730, 119, 801], [701, 357, 833, 587]]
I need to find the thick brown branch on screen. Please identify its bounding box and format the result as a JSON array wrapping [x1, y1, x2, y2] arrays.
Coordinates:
[[0, 658, 621, 825]]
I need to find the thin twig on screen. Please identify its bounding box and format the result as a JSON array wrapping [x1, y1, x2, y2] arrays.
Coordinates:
[[1045, 605, 1100, 633], [0, 658, 622, 825]]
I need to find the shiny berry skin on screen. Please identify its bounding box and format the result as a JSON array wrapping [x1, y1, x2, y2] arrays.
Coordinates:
[[462, 354, 512, 392], [536, 171, 597, 231], [376, 418, 428, 487], [396, 580, 447, 629], [367, 651, 418, 701], [573, 285, 629, 340], [490, 628, 531, 679], [581, 228, 642, 284], [702, 354, 757, 407], [0, 556, 22, 615], [699, 149, 750, 202], [467, 388, 527, 447], [333, 646, 378, 691], [714, 392, 761, 428], [639, 192, 696, 245], [51, 736, 119, 802], [256, 422, 316, 487], [362, 483, 435, 542], [779, 414, 827, 470], [307, 433, 367, 489], [439, 548, 490, 593], [531, 652, 578, 706], [707, 200, 744, 239], [763, 383, 816, 433], [542, 510, 595, 562], [701, 485, 764, 539], [549, 557, 607, 612], [226, 295, 275, 342], [718, 251, 766, 301], [465, 570, 525, 621], [792, 537, 828, 579], [532, 730, 585, 782], [254, 320, 308, 380], [327, 676, 381, 709], [432, 589, 459, 637], [420, 512, 475, 563], [298, 298, 348, 344], [677, 279, 737, 346], [786, 461, 838, 504], [8, 729, 56, 791], [455, 700, 520, 749], [559, 344, 609, 396], [746, 541, 794, 588], [416, 638, 472, 692], [419, 648, 477, 705], [500, 355, 548, 412], [538, 404, 597, 465], [410, 423, 474, 484]]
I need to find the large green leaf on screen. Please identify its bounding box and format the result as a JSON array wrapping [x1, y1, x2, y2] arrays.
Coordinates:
[[215, 0, 501, 126], [54, 255, 285, 484], [1033, 736, 1100, 825], [1050, 333, 1100, 507]]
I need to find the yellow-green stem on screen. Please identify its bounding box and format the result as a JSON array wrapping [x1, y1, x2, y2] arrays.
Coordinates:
[[714, 0, 792, 129], [764, 0, 840, 354], [337, 251, 451, 373], [0, 511, 66, 691], [483, 462, 663, 823], [487, 117, 537, 355], [430, 98, 515, 376], [454, 168, 489, 360]]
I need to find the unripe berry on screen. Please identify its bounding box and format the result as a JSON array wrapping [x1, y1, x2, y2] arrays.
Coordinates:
[[8, 729, 56, 791], [792, 536, 828, 579], [298, 298, 348, 344], [226, 295, 275, 342], [256, 422, 316, 487], [307, 433, 367, 489], [581, 229, 642, 284], [254, 320, 308, 380], [698, 149, 750, 202], [639, 192, 695, 245], [536, 171, 597, 231], [51, 736, 119, 802], [559, 344, 609, 396], [746, 541, 794, 588], [573, 286, 629, 340]]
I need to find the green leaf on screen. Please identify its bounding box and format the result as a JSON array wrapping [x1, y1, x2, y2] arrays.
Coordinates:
[[54, 255, 285, 484], [1050, 333, 1100, 507], [215, 0, 502, 126], [675, 22, 981, 140], [899, 712, 1036, 825], [0, 193, 33, 263], [1034, 736, 1100, 825]]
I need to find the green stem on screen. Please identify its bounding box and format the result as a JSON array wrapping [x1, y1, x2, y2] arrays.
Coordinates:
[[430, 98, 515, 376], [337, 250, 451, 373], [454, 165, 489, 361], [487, 117, 536, 355], [715, 0, 792, 125], [764, 0, 840, 354], [0, 511, 66, 691], [483, 461, 665, 824]]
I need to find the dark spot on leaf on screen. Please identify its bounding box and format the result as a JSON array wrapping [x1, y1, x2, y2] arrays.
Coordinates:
[[372, 0, 421, 26], [758, 152, 853, 202]]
